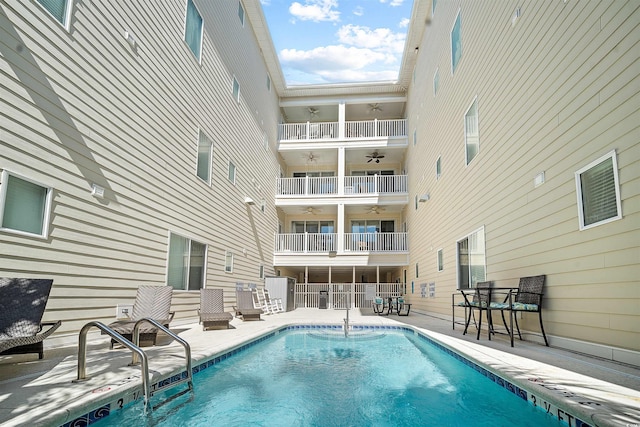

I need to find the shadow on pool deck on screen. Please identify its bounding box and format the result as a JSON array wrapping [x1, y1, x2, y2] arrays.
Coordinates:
[[0, 308, 638, 427]]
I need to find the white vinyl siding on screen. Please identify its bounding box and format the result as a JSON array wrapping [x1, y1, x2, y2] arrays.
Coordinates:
[[464, 98, 479, 165], [185, 0, 203, 61], [0, 171, 52, 238], [196, 130, 213, 183], [36, 0, 72, 28], [575, 150, 622, 230], [167, 233, 206, 291]]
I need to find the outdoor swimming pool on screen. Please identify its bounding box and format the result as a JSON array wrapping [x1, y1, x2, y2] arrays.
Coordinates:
[[92, 328, 566, 426]]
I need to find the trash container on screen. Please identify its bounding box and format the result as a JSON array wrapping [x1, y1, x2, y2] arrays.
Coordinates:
[[319, 290, 328, 309]]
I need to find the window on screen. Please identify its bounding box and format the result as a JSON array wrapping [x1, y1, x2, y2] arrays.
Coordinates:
[[451, 11, 462, 74], [238, 2, 245, 26], [167, 233, 206, 290], [185, 0, 203, 61], [433, 68, 440, 96], [413, 129, 417, 146], [228, 161, 236, 184], [575, 150, 622, 230], [0, 171, 52, 238], [266, 74, 271, 92], [36, 0, 72, 27], [225, 251, 234, 273], [232, 77, 240, 102], [436, 156, 442, 180], [437, 248, 444, 271], [457, 227, 486, 289], [196, 130, 212, 183], [260, 198, 266, 213], [465, 98, 479, 165], [259, 264, 264, 279], [414, 194, 418, 210], [293, 221, 335, 233], [415, 263, 419, 278]]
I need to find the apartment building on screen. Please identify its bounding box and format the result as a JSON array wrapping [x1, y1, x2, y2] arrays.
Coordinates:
[[1, 0, 638, 364]]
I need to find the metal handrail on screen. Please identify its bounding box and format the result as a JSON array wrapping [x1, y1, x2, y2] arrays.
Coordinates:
[[131, 318, 193, 395], [73, 321, 151, 410]]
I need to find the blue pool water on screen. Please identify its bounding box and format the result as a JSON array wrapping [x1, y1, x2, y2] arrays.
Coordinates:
[[95, 330, 563, 426]]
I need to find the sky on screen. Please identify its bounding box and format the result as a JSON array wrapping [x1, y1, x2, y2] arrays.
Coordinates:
[[261, 0, 414, 86]]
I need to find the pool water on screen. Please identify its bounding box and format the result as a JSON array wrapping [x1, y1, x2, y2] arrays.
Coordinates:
[[96, 330, 562, 426]]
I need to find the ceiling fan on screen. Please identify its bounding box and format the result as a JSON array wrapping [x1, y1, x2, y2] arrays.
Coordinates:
[[302, 206, 321, 215], [303, 152, 318, 163], [307, 107, 319, 118], [368, 103, 382, 113], [367, 206, 385, 215], [366, 151, 385, 163]]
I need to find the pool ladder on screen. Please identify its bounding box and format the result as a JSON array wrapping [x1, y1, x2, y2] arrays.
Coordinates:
[[73, 318, 193, 413]]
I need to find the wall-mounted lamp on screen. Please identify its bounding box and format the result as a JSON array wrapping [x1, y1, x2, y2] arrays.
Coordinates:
[[244, 196, 255, 205], [91, 183, 105, 198], [418, 193, 430, 202]]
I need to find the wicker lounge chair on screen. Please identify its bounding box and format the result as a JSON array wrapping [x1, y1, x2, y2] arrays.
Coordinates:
[[489, 275, 548, 347], [107, 285, 174, 348], [197, 288, 232, 330], [0, 278, 61, 359], [233, 290, 262, 321]]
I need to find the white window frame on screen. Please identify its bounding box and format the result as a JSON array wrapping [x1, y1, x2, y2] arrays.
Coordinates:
[[232, 76, 240, 102], [228, 161, 236, 184], [437, 248, 444, 272], [184, 0, 204, 62], [433, 68, 439, 96], [36, 0, 73, 29], [451, 10, 462, 74], [225, 251, 234, 273], [196, 129, 213, 184], [456, 226, 486, 290], [166, 232, 207, 291], [575, 150, 622, 230], [464, 97, 479, 165], [0, 170, 52, 239], [413, 129, 417, 146], [238, 1, 245, 26]]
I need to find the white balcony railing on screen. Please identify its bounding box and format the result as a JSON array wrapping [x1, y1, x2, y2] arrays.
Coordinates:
[[276, 175, 407, 196], [294, 282, 404, 308], [279, 119, 407, 141], [274, 232, 408, 253], [274, 233, 337, 253], [344, 232, 408, 252], [344, 175, 407, 194], [278, 176, 338, 195]]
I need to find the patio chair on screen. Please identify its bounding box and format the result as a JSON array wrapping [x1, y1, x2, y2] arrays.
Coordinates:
[[466, 282, 493, 340], [395, 296, 412, 316], [0, 278, 61, 359], [372, 296, 391, 315], [233, 290, 262, 321], [489, 275, 548, 347], [197, 289, 233, 330], [107, 285, 174, 348]]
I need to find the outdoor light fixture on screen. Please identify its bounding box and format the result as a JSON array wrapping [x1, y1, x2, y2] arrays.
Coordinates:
[[418, 193, 430, 202], [244, 197, 255, 205], [91, 184, 104, 199], [124, 30, 137, 48]]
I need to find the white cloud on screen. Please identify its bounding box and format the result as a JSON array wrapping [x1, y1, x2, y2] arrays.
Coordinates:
[[336, 24, 405, 54], [399, 18, 410, 28], [353, 6, 364, 17], [380, 0, 405, 6], [289, 0, 340, 22]]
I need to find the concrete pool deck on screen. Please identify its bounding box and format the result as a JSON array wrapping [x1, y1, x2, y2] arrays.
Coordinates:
[[0, 308, 638, 426]]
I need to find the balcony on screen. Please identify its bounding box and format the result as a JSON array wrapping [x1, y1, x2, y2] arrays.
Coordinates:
[[279, 119, 407, 142], [277, 175, 407, 197], [274, 232, 408, 254]]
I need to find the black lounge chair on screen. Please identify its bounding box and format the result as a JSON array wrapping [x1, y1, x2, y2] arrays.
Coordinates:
[[198, 288, 233, 330], [0, 278, 61, 359], [107, 285, 174, 348]]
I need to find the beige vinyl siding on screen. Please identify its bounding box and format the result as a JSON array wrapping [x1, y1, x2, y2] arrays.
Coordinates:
[[1, 0, 280, 337], [405, 0, 639, 351]]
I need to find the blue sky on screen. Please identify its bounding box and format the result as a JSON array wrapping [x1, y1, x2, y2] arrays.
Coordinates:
[[261, 0, 414, 86]]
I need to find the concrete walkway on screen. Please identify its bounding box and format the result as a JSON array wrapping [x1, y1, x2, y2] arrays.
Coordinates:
[[0, 309, 638, 427]]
